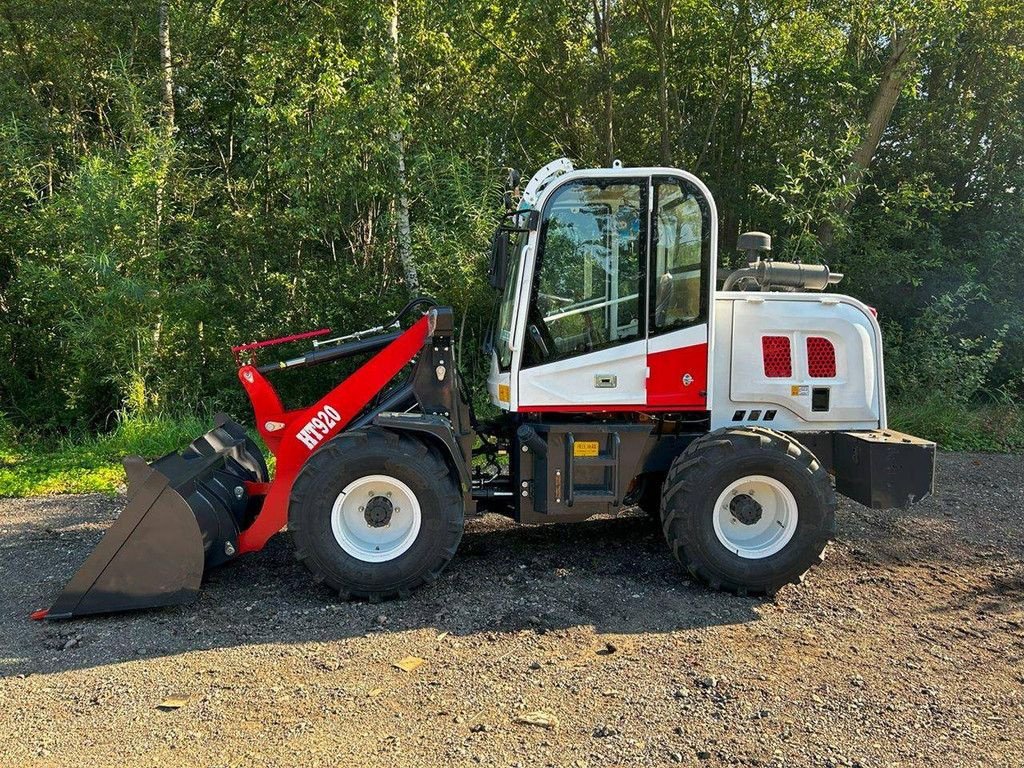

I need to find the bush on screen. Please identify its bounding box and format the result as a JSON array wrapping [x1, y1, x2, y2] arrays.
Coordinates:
[[0, 413, 267, 497]]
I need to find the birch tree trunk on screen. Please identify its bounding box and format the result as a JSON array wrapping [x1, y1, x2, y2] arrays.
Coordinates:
[[388, 0, 418, 290], [639, 0, 673, 164], [156, 0, 174, 236], [592, 0, 614, 165], [158, 0, 174, 138], [819, 33, 917, 247], [146, 0, 176, 384], [657, 38, 670, 164]]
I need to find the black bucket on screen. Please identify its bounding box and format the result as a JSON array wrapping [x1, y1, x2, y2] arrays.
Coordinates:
[[42, 415, 268, 620]]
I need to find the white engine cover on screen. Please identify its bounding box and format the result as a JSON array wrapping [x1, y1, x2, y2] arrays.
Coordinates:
[[711, 293, 885, 432]]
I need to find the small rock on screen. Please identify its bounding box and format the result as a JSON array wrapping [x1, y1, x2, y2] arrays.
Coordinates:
[[670, 753, 684, 763], [514, 710, 558, 729], [62, 638, 78, 651], [697, 749, 712, 760], [470, 723, 491, 733], [697, 675, 717, 689], [592, 724, 618, 738], [529, 660, 542, 670]]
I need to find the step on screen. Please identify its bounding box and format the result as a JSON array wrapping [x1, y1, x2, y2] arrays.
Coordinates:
[[572, 456, 617, 467], [571, 490, 617, 503]]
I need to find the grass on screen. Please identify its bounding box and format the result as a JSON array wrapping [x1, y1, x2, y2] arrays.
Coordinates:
[[0, 415, 222, 497], [889, 398, 1024, 453], [0, 402, 1020, 498]]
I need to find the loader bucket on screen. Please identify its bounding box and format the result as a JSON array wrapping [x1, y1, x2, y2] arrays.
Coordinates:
[[40, 415, 267, 620]]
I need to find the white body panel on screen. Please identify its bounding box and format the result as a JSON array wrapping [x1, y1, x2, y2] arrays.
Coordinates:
[[647, 323, 708, 354], [516, 338, 648, 407], [710, 292, 886, 431]]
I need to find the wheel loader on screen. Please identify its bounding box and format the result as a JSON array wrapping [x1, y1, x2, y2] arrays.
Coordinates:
[[35, 158, 935, 620]]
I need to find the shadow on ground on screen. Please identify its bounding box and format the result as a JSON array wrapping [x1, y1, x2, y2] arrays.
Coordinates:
[[1, 499, 765, 678], [5, 449, 1022, 679]]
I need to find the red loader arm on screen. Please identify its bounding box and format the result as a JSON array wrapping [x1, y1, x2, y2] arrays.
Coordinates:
[[36, 312, 431, 620], [237, 313, 430, 553]]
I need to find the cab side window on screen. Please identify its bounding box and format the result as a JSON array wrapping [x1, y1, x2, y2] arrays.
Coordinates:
[[651, 178, 710, 333], [524, 180, 645, 366]]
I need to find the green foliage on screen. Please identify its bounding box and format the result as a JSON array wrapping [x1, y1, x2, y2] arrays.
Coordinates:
[[885, 285, 1007, 404], [890, 400, 1024, 453], [752, 131, 862, 265], [0, 412, 272, 497], [0, 414, 213, 496], [0, 0, 1021, 460]]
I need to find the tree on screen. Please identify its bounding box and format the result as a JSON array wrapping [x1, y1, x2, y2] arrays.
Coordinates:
[[592, 0, 614, 165], [818, 29, 919, 247], [388, 0, 418, 290]]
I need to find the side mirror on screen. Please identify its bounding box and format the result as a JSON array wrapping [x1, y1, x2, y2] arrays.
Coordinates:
[[489, 230, 510, 289]]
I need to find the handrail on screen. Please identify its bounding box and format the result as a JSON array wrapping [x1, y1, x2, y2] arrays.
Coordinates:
[[543, 293, 639, 322]]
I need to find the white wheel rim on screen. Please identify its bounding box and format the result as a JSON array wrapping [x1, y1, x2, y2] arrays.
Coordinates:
[[331, 474, 422, 563], [712, 475, 798, 560]]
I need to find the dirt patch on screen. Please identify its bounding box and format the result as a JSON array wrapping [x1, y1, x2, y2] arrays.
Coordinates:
[[1, 452, 1022, 767]]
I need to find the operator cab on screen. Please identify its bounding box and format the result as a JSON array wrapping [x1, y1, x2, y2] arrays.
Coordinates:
[[488, 159, 716, 413]]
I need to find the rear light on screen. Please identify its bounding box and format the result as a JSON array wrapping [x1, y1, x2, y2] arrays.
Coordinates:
[[762, 336, 792, 378], [807, 337, 836, 378]]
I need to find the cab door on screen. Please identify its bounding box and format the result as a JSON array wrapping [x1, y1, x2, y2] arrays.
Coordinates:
[[516, 178, 648, 410], [645, 175, 713, 409]]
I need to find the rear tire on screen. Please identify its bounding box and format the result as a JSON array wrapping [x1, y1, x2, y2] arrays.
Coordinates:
[[289, 428, 464, 601], [660, 427, 836, 595]]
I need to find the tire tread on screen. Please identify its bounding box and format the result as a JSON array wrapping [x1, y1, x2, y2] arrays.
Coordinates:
[[289, 428, 464, 602], [660, 426, 837, 595]]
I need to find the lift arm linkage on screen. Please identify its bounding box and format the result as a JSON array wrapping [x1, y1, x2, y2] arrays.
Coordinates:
[[236, 314, 431, 553]]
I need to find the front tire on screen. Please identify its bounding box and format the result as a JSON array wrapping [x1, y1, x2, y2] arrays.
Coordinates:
[[289, 428, 464, 601], [660, 427, 836, 595]]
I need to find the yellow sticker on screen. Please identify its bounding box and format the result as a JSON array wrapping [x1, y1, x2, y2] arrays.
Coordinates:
[[573, 441, 600, 457], [791, 384, 809, 396], [497, 383, 510, 403]]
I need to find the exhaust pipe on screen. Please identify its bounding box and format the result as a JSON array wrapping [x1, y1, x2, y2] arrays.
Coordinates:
[[34, 415, 268, 620]]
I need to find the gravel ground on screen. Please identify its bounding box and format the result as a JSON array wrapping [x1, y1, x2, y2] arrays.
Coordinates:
[[1, 451, 1022, 768]]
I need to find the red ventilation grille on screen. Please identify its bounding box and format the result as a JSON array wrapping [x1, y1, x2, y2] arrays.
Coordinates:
[[762, 336, 792, 378], [807, 336, 836, 378]]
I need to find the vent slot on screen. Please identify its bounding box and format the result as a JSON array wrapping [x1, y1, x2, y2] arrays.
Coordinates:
[[811, 387, 830, 412]]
